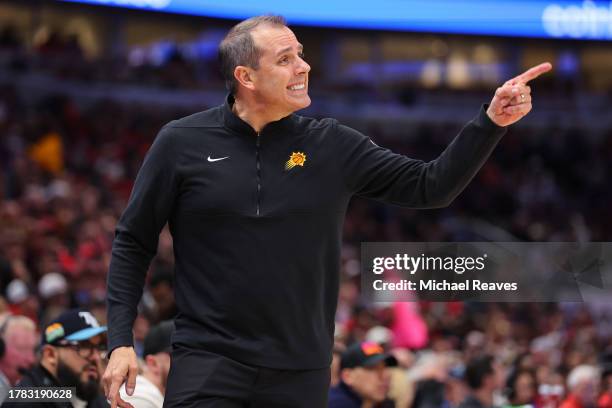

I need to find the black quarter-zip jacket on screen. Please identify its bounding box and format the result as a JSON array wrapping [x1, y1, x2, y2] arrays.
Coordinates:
[[107, 95, 506, 369]]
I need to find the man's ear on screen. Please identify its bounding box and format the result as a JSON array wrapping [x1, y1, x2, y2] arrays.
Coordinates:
[[340, 368, 354, 385], [234, 66, 255, 91], [42, 345, 59, 371], [145, 354, 159, 374]]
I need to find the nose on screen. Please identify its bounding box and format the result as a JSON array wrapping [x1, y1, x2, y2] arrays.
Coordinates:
[[89, 348, 102, 363], [296, 56, 310, 75], [376, 366, 389, 381]]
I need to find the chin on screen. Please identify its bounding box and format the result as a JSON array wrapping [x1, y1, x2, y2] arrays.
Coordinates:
[[291, 95, 311, 111]]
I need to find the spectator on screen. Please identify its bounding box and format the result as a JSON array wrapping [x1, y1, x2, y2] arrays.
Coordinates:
[[599, 354, 612, 408], [458, 355, 504, 408], [2, 309, 108, 407], [147, 266, 176, 323], [0, 315, 37, 403], [119, 320, 174, 408], [329, 341, 396, 408], [4, 279, 39, 324], [560, 365, 600, 408], [504, 369, 537, 407], [410, 352, 451, 408], [132, 314, 151, 358], [412, 379, 446, 408], [331, 342, 347, 387], [38, 272, 70, 328]]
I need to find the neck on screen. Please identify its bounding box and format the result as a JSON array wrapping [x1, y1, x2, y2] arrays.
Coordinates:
[[361, 401, 375, 408], [474, 388, 493, 407], [233, 95, 288, 133]]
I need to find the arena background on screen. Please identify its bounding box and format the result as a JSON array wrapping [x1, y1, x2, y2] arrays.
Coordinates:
[[1, 0, 612, 406]]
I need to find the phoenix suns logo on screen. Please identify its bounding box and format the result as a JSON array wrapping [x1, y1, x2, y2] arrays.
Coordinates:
[[285, 152, 307, 170]]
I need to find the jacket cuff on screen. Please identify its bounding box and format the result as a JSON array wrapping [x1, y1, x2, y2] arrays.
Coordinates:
[[107, 335, 134, 358], [474, 104, 507, 134]]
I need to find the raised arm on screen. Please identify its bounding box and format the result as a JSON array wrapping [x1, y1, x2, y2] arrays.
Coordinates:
[[340, 62, 552, 208]]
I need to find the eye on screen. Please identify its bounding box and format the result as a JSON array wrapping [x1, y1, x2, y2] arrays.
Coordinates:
[[279, 56, 289, 64], [298, 51, 305, 59]]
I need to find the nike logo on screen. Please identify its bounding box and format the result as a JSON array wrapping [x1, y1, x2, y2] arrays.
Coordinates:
[[207, 155, 229, 162]]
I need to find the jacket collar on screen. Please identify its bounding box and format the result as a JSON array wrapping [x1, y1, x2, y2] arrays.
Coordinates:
[[335, 381, 363, 405], [222, 94, 297, 138]]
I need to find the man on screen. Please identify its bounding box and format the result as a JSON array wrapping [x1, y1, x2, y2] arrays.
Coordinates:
[[0, 314, 37, 403], [559, 365, 600, 408], [328, 342, 396, 408], [38, 272, 70, 328], [147, 267, 177, 324], [2, 309, 108, 408], [458, 355, 505, 408], [118, 321, 173, 408], [504, 369, 537, 407], [103, 15, 551, 408]]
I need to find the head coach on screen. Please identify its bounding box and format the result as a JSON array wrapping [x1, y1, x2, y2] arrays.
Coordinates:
[[102, 14, 551, 408]]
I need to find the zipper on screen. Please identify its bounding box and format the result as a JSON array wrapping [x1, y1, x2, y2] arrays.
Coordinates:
[[255, 132, 261, 216]]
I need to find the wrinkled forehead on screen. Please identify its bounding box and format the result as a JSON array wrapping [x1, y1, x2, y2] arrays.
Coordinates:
[[251, 24, 300, 56]]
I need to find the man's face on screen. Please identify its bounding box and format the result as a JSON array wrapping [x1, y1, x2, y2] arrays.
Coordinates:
[[342, 362, 390, 403], [247, 24, 311, 116], [1, 325, 37, 384], [484, 360, 506, 391], [150, 283, 175, 319], [55, 335, 104, 401], [576, 378, 599, 406], [514, 372, 536, 404]]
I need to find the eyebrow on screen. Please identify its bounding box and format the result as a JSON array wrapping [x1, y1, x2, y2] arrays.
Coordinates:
[[276, 44, 303, 57]]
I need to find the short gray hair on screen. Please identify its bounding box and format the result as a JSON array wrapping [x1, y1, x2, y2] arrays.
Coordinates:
[[567, 365, 599, 391], [1, 315, 36, 340], [219, 15, 287, 95]]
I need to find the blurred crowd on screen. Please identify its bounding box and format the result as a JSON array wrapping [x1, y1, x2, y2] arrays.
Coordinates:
[[0, 25, 218, 90], [1, 22, 612, 408]]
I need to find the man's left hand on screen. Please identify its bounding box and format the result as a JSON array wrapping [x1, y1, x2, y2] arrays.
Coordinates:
[[487, 62, 552, 127]]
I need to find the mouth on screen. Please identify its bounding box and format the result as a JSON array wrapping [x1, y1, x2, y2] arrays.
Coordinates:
[[85, 366, 98, 377], [287, 82, 307, 91]]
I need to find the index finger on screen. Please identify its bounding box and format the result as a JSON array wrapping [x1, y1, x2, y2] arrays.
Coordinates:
[[511, 62, 552, 84], [108, 378, 123, 408]]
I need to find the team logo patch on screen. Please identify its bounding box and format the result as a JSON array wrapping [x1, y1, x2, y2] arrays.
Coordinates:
[[285, 152, 306, 170], [361, 342, 384, 356], [45, 323, 65, 343]]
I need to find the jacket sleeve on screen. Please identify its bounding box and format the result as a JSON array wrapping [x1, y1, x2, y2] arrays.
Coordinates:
[[339, 105, 506, 208], [106, 125, 180, 354]]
